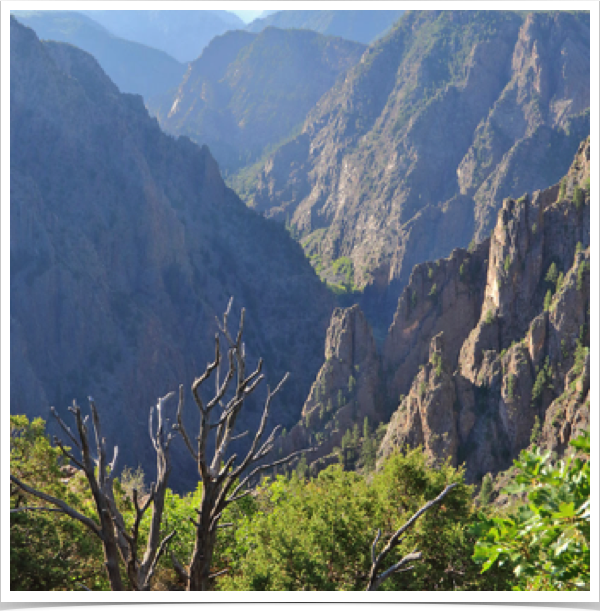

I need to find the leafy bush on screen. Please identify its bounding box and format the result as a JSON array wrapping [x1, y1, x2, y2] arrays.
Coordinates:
[[545, 262, 558, 286], [472, 431, 590, 591], [10, 416, 106, 591], [531, 357, 553, 408], [219, 448, 510, 591]]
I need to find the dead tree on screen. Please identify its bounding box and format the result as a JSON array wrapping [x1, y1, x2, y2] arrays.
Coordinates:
[[10, 394, 177, 591], [366, 483, 457, 591], [174, 298, 313, 591]]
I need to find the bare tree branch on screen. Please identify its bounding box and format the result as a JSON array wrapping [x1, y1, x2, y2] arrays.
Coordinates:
[[366, 483, 457, 591], [170, 551, 190, 586], [181, 299, 314, 590], [13, 392, 178, 592], [10, 506, 65, 514], [175, 385, 198, 461], [49, 406, 82, 450], [10, 474, 101, 537]]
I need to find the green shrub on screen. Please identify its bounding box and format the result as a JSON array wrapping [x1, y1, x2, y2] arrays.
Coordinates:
[[573, 186, 585, 210], [531, 357, 553, 408], [543, 289, 553, 312], [558, 178, 567, 201], [545, 262, 558, 286], [506, 374, 516, 400], [576, 261, 589, 291], [473, 431, 590, 591]]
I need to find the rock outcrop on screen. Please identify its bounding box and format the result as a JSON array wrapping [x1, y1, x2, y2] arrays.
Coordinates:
[[248, 10, 589, 330], [378, 138, 590, 480], [276, 305, 383, 471], [11, 11, 186, 102]]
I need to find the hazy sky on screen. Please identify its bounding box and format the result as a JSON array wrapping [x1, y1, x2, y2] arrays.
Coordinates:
[[229, 10, 265, 23]]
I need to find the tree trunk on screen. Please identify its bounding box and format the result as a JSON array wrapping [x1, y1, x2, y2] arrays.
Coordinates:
[[188, 528, 216, 591]]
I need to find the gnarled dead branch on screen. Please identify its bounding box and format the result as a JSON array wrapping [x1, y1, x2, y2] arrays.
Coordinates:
[[10, 394, 178, 591], [175, 297, 313, 590], [366, 483, 457, 591]]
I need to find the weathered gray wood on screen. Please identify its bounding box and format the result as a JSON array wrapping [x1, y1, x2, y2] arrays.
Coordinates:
[[366, 483, 457, 591], [177, 298, 313, 591], [11, 394, 178, 591]]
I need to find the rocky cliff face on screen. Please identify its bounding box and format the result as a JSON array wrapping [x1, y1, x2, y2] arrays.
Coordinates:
[[378, 138, 590, 480], [275, 305, 384, 472], [151, 28, 365, 175], [248, 11, 589, 328], [382, 239, 490, 409], [279, 139, 589, 480], [10, 18, 334, 491]]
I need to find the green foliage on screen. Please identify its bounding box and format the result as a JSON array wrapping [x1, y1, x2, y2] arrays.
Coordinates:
[[503, 255, 511, 273], [10, 416, 107, 591], [119, 465, 148, 500], [506, 374, 516, 400], [571, 336, 589, 379], [431, 352, 442, 377], [478, 473, 494, 506], [558, 178, 567, 201], [484, 310, 495, 326], [531, 357, 553, 408], [360, 418, 376, 472], [572, 186, 584, 210], [428, 283, 437, 301], [411, 290, 418, 310], [576, 260, 589, 291], [545, 262, 558, 287], [348, 375, 356, 395], [427, 266, 434, 280], [544, 289, 553, 312], [473, 431, 590, 590], [219, 448, 510, 591], [331, 256, 355, 290], [530, 415, 542, 446], [556, 272, 564, 294]]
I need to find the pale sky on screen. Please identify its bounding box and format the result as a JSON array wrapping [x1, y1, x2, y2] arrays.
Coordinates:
[[229, 10, 265, 23]]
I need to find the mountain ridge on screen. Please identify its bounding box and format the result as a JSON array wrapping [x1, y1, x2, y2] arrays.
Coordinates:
[[151, 27, 365, 175], [10, 17, 334, 492], [248, 10, 590, 332], [276, 138, 590, 481], [11, 10, 186, 101]]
